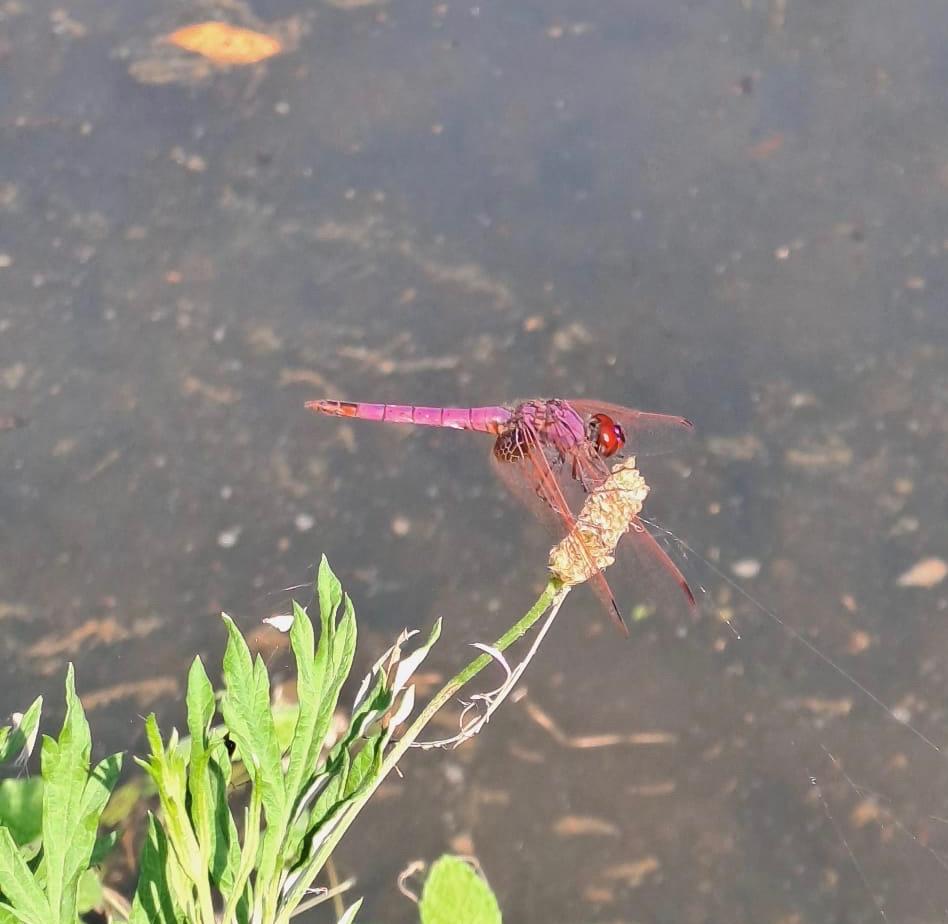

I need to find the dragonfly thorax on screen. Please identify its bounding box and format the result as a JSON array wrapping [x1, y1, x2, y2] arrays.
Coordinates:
[[492, 426, 530, 463]]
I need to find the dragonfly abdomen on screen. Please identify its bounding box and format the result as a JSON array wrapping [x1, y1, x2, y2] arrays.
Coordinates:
[[305, 400, 510, 433]]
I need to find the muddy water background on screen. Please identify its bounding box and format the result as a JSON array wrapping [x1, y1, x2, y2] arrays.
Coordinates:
[[3, 0, 948, 920]]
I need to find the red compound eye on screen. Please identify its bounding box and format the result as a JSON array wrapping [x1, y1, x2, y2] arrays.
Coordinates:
[[589, 413, 625, 457]]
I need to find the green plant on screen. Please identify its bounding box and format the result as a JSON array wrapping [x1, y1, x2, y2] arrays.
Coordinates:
[[0, 558, 565, 923], [0, 670, 121, 924], [418, 855, 501, 924]]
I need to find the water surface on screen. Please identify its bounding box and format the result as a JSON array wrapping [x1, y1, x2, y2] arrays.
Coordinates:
[[2, 0, 948, 920]]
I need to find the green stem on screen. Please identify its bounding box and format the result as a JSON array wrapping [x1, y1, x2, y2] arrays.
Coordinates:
[[405, 580, 564, 737], [276, 578, 566, 922]]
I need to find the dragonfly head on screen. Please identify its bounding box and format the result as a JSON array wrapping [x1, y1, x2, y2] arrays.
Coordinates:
[[588, 413, 626, 458]]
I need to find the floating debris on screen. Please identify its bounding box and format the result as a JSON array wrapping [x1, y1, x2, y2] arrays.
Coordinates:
[[217, 526, 242, 548], [730, 558, 761, 580], [164, 21, 282, 65], [553, 815, 621, 838], [0, 414, 26, 432], [896, 557, 947, 589]]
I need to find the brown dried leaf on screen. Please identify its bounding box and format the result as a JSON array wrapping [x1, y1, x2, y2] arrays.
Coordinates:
[[748, 133, 784, 159], [896, 557, 947, 589], [553, 815, 621, 838], [850, 798, 882, 829], [549, 457, 648, 585], [165, 21, 282, 65], [181, 375, 238, 405], [26, 616, 161, 658], [601, 857, 660, 887]]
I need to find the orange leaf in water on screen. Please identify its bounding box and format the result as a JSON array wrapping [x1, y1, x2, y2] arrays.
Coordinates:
[[896, 556, 948, 589], [165, 22, 282, 65], [748, 132, 784, 159]]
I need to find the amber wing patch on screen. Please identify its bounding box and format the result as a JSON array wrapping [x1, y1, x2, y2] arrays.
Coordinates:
[[165, 21, 282, 65]]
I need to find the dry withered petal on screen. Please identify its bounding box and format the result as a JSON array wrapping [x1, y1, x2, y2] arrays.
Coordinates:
[[548, 457, 649, 586]]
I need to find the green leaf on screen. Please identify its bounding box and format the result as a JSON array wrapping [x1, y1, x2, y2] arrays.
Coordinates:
[[186, 657, 215, 755], [128, 813, 183, 924], [76, 867, 103, 914], [0, 826, 48, 924], [0, 903, 23, 924], [136, 715, 204, 910], [316, 555, 343, 639], [41, 663, 92, 922], [82, 752, 123, 830], [285, 560, 357, 817], [101, 774, 156, 827], [90, 830, 118, 867], [343, 736, 384, 801], [220, 615, 286, 902], [185, 657, 218, 880], [220, 616, 285, 825], [0, 697, 42, 768], [338, 897, 363, 924], [271, 699, 300, 752], [199, 741, 237, 891], [0, 778, 43, 846], [420, 856, 502, 924]]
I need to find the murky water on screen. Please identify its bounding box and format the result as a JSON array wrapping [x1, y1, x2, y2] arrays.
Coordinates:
[[3, 0, 948, 920]]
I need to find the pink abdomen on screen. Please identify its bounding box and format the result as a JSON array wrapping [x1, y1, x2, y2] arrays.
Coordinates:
[[305, 399, 511, 434]]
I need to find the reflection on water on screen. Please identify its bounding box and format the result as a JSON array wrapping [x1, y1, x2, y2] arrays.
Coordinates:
[[2, 0, 948, 919]]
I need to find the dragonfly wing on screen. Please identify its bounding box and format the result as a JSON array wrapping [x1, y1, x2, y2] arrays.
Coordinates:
[[488, 432, 629, 635], [567, 450, 696, 624], [608, 516, 698, 626], [567, 400, 694, 457]]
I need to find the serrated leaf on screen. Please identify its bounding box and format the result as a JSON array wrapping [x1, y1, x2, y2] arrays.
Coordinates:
[[0, 826, 48, 924], [0, 697, 42, 768], [220, 617, 285, 822], [420, 856, 502, 924], [282, 565, 358, 870], [220, 614, 288, 905], [186, 659, 217, 880], [41, 664, 92, 922], [186, 657, 215, 755], [204, 745, 237, 889], [317, 555, 343, 636], [128, 814, 182, 924], [0, 778, 43, 846]]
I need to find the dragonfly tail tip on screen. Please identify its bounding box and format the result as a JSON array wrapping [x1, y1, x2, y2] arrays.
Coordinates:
[[682, 580, 697, 608]]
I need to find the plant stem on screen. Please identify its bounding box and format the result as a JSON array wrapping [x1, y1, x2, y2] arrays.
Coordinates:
[[404, 580, 564, 739], [276, 578, 566, 922]]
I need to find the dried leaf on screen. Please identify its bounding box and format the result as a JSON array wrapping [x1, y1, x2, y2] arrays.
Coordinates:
[[748, 133, 784, 159], [553, 815, 620, 838], [601, 857, 660, 887], [896, 557, 947, 589], [165, 22, 282, 65], [549, 457, 648, 585]]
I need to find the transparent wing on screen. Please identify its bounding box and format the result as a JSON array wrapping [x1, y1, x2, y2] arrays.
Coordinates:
[[566, 399, 694, 457], [565, 451, 697, 625]]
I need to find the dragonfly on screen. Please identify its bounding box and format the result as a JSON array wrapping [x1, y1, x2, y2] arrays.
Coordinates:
[[306, 398, 696, 633]]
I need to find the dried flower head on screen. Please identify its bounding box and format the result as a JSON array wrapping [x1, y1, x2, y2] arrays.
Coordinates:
[[549, 457, 649, 585]]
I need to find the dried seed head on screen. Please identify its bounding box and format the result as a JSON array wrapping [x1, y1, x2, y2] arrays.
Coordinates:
[[549, 457, 649, 585]]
